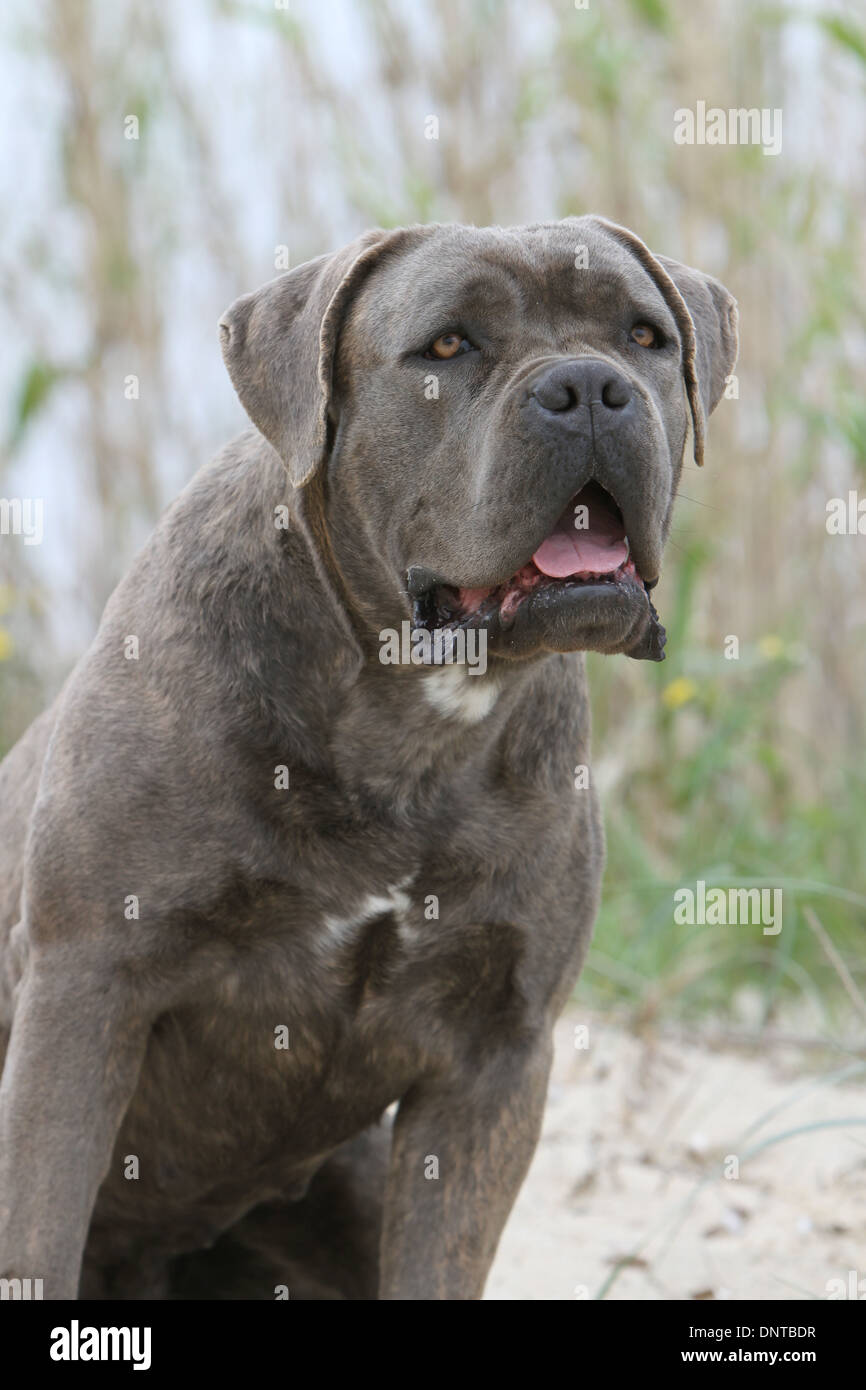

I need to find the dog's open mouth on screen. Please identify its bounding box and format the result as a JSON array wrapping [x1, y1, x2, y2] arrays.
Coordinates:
[[410, 482, 646, 632]]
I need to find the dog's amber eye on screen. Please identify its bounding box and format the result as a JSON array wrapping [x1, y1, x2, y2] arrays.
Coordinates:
[[630, 323, 659, 348], [426, 332, 472, 360]]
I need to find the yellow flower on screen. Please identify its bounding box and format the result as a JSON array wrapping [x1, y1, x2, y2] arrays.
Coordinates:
[[0, 584, 13, 617], [662, 676, 697, 710], [758, 634, 785, 661], [0, 627, 12, 661]]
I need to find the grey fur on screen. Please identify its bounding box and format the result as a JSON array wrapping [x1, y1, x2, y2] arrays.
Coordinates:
[[0, 217, 736, 1300]]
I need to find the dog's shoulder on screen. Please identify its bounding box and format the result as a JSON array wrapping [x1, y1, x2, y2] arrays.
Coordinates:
[[84, 429, 335, 692], [152, 428, 314, 606], [18, 435, 345, 887]]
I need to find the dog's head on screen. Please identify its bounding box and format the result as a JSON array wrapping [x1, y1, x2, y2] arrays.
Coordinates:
[[220, 219, 737, 664]]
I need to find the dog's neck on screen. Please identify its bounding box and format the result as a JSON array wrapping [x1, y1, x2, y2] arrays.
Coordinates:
[[293, 473, 543, 731]]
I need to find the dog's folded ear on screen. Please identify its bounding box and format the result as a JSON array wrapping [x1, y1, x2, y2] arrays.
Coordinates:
[[219, 229, 411, 487], [591, 218, 738, 465], [656, 256, 739, 422]]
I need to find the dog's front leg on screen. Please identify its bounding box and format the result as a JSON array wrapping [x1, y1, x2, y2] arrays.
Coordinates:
[[379, 1041, 552, 1300], [0, 950, 149, 1299]]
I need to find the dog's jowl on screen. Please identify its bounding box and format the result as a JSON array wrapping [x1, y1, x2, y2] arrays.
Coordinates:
[[0, 217, 737, 1301]]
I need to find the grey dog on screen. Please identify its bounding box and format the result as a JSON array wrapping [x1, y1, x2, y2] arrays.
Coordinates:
[[0, 217, 737, 1300]]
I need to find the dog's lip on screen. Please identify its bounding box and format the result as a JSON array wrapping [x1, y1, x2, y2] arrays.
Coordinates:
[[409, 554, 649, 636], [407, 555, 666, 663]]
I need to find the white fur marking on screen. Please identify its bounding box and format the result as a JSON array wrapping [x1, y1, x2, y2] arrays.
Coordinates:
[[323, 879, 414, 945], [423, 666, 500, 724]]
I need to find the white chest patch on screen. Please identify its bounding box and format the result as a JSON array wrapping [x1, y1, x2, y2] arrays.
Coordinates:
[[323, 879, 414, 946], [423, 666, 500, 724]]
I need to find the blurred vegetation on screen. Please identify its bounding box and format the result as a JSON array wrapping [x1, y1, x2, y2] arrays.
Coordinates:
[[0, 0, 864, 1039]]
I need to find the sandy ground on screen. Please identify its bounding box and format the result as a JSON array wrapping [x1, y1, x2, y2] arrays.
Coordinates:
[[485, 1011, 866, 1301]]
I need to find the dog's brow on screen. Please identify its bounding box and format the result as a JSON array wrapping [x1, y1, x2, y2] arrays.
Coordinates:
[[388, 254, 526, 331], [419, 275, 518, 316], [557, 263, 672, 319]]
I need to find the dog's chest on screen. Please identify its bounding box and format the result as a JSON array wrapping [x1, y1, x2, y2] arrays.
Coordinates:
[[105, 873, 527, 1226]]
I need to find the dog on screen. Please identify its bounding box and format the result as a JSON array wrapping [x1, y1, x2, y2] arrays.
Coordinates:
[[0, 217, 737, 1300]]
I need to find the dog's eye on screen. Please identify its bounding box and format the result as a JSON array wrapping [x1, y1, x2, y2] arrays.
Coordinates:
[[424, 332, 475, 360], [630, 323, 662, 349]]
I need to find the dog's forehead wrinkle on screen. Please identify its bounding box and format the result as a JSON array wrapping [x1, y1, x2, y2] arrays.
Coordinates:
[[353, 223, 583, 327], [358, 258, 526, 342]]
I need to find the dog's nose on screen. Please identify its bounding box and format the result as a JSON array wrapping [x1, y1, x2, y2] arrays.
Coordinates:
[[530, 358, 632, 415]]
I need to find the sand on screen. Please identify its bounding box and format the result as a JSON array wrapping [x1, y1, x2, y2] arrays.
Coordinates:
[[485, 1011, 866, 1301]]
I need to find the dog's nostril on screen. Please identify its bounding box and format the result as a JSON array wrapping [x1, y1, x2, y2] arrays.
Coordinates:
[[601, 377, 631, 409], [532, 381, 579, 413]]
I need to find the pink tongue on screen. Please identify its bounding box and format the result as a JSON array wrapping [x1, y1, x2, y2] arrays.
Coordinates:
[[532, 486, 628, 578]]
